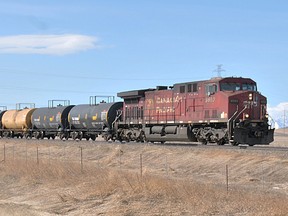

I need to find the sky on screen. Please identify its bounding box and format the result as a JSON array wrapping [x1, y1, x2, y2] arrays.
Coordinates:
[[0, 0, 288, 119]]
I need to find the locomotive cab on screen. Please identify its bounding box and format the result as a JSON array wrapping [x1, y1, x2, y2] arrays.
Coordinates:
[[217, 77, 274, 145]]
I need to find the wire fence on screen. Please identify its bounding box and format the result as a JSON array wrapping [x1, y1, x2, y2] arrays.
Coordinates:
[[1, 142, 288, 193]]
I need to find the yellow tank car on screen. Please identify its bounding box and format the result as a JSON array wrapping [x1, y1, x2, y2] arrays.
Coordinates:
[[2, 108, 36, 138]]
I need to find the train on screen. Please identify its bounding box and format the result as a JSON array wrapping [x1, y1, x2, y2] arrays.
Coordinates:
[[0, 76, 274, 146]]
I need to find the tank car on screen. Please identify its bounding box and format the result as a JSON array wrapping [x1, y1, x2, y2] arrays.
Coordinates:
[[0, 107, 7, 137], [1, 107, 36, 138], [31, 101, 74, 139], [115, 77, 274, 146], [68, 97, 123, 140]]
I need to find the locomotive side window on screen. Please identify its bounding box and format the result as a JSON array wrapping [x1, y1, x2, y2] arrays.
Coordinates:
[[180, 86, 185, 93], [188, 84, 192, 92], [193, 83, 198, 92], [205, 84, 217, 96], [188, 83, 198, 93]]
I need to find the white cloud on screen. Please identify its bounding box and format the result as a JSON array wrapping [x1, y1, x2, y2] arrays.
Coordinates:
[[0, 34, 99, 55], [268, 102, 288, 129], [268, 102, 288, 115]]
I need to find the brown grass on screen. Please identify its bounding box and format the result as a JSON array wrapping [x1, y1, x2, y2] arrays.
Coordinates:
[[1, 155, 288, 216]]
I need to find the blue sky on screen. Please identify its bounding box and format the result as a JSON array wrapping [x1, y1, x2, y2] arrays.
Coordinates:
[[0, 1, 288, 117]]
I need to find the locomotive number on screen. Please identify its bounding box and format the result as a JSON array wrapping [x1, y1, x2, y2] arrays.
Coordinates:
[[205, 97, 215, 103]]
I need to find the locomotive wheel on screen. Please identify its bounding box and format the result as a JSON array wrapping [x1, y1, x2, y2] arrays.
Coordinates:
[[217, 139, 225, 145], [51, 135, 55, 140], [198, 139, 207, 145], [231, 141, 239, 146], [86, 136, 90, 141]]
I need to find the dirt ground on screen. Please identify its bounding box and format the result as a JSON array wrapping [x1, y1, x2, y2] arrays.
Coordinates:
[[0, 131, 288, 216]]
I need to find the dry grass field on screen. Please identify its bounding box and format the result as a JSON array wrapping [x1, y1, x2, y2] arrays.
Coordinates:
[[0, 131, 288, 215]]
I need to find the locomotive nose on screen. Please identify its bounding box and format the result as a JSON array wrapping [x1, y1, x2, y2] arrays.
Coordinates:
[[254, 131, 263, 137]]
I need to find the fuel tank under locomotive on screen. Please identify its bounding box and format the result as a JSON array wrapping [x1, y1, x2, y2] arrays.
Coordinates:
[[31, 105, 74, 139]]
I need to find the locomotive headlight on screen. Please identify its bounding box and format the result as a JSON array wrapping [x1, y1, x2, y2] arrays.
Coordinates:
[[245, 114, 249, 119], [248, 93, 253, 101], [265, 114, 269, 119]]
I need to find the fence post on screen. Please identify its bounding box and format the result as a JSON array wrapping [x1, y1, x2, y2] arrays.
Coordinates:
[[3, 144, 5, 163], [165, 155, 168, 176], [140, 154, 143, 178], [13, 144, 15, 161], [80, 147, 83, 173], [226, 164, 229, 194], [26, 143, 28, 166], [37, 147, 39, 165], [49, 144, 51, 165], [119, 149, 122, 169]]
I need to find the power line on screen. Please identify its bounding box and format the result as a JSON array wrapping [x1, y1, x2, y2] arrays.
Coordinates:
[[0, 67, 203, 81]]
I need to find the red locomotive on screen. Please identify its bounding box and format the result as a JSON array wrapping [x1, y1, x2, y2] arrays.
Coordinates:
[[115, 76, 274, 146]]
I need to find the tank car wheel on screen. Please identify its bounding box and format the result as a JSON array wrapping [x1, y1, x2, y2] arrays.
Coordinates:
[[35, 132, 41, 140], [63, 133, 69, 140], [91, 135, 96, 141], [86, 136, 90, 141], [103, 135, 107, 141], [60, 133, 65, 140], [72, 132, 77, 140], [40, 131, 44, 139], [51, 135, 55, 140], [78, 132, 83, 141]]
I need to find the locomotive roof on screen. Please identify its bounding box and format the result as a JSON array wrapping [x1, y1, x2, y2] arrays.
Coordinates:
[[118, 77, 257, 99], [174, 76, 256, 86], [117, 88, 155, 99]]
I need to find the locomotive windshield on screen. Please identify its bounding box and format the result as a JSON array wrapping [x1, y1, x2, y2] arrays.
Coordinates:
[[220, 82, 257, 91], [220, 83, 241, 91], [242, 83, 257, 91]]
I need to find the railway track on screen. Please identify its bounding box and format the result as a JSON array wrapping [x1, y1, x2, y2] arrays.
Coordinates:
[[0, 137, 287, 152]]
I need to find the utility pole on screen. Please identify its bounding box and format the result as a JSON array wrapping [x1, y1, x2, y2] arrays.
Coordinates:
[[214, 64, 225, 77]]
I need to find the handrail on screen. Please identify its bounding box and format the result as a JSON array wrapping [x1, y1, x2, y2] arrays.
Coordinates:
[[227, 105, 238, 140]]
